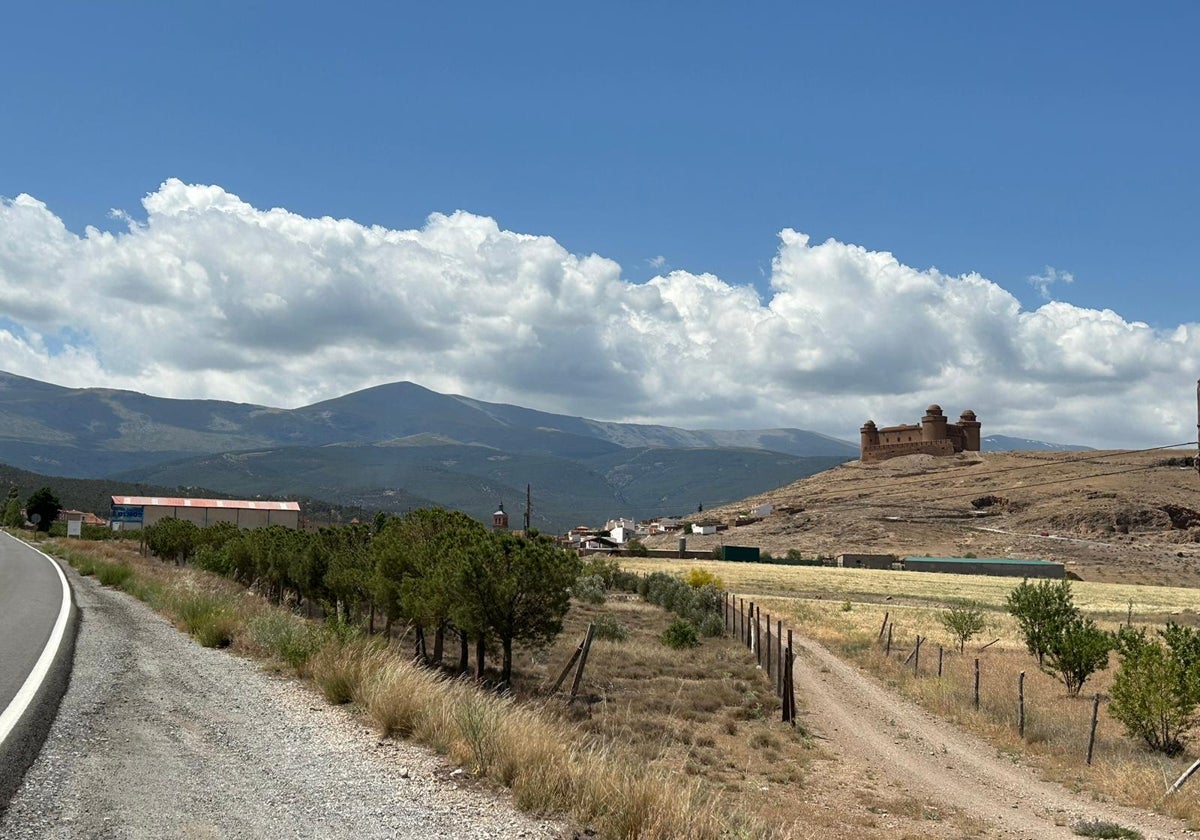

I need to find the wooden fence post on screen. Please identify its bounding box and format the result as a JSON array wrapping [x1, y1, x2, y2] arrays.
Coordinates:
[[776, 620, 783, 697], [937, 645, 943, 678], [782, 644, 795, 724], [1018, 671, 1026, 739], [766, 613, 772, 678], [1086, 692, 1100, 765], [973, 658, 980, 710], [885, 623, 893, 657], [755, 606, 763, 665], [568, 623, 597, 704], [748, 601, 755, 649], [550, 629, 588, 693], [878, 611, 889, 641]]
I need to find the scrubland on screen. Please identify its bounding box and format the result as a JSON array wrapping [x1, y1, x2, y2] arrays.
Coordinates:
[[625, 557, 1200, 828]]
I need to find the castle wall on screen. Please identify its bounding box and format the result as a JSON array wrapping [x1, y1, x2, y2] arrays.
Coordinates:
[[861, 439, 956, 462], [876, 425, 922, 446]]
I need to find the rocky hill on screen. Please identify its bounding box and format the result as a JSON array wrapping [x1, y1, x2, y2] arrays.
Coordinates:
[[645, 449, 1200, 587]]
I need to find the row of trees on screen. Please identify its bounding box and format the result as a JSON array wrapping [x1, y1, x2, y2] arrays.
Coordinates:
[[1006, 579, 1200, 756], [142, 510, 582, 685]]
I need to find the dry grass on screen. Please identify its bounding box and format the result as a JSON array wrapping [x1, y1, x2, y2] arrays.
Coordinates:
[[39, 537, 784, 839], [621, 557, 1200, 827]]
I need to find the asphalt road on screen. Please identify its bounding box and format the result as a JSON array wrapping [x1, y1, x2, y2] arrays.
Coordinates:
[[0, 532, 75, 812]]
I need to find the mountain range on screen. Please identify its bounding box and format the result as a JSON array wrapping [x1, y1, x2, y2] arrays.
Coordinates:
[[0, 371, 1089, 531], [0, 372, 855, 530]]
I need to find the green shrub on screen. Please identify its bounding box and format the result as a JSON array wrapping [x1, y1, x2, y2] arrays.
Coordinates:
[[661, 618, 700, 649], [624, 538, 649, 557], [249, 611, 324, 671], [592, 613, 630, 642], [1044, 616, 1113, 697], [940, 604, 987, 652], [572, 574, 607, 605], [1007, 579, 1078, 666], [74, 557, 98, 576], [1072, 819, 1142, 839], [95, 562, 134, 589], [580, 555, 621, 587], [1109, 624, 1200, 755], [174, 592, 240, 648], [697, 613, 725, 637]]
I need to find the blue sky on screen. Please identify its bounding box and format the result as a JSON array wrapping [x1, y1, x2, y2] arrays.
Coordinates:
[[1, 2, 1197, 447]]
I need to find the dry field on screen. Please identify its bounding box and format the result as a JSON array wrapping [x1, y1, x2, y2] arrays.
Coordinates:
[[509, 596, 994, 839], [622, 555, 1200, 833], [644, 448, 1200, 587]]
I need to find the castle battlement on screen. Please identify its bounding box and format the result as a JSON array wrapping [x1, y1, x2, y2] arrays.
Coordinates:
[[859, 404, 980, 463]]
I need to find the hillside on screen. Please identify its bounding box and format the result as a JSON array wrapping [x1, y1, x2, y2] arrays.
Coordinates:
[[645, 449, 1200, 587], [0, 370, 859, 530], [116, 443, 845, 533]]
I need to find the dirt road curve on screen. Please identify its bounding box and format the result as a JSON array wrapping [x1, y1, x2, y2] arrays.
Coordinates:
[[0, 563, 565, 840], [793, 635, 1196, 839]]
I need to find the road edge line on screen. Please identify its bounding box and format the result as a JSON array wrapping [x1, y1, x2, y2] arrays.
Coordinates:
[[0, 532, 73, 747]]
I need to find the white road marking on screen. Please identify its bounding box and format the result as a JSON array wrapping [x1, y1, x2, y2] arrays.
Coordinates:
[[0, 532, 72, 746]]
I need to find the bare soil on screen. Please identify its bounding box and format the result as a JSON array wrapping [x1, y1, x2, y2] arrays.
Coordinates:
[[790, 632, 1196, 839], [647, 450, 1200, 587]]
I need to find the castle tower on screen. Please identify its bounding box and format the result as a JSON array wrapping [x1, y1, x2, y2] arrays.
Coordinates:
[[859, 420, 879, 452], [958, 409, 981, 451], [492, 502, 509, 531], [921, 404, 948, 442]]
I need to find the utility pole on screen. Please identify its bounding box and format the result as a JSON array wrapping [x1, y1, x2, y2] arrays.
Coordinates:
[[1195, 379, 1199, 479], [524, 483, 531, 532]]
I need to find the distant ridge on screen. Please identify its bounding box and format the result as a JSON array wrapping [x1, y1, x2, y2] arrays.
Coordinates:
[[981, 434, 1093, 452], [0, 371, 854, 530]]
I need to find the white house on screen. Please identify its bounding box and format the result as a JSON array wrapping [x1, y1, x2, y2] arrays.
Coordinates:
[[609, 525, 638, 544], [691, 523, 717, 536]]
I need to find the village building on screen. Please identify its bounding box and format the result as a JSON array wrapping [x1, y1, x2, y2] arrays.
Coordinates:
[[860, 404, 981, 463]]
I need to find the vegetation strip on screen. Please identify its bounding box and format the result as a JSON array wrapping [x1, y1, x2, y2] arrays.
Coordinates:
[[36, 531, 778, 839]]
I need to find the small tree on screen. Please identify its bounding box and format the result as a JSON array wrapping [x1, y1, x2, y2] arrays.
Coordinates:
[[3, 486, 23, 528], [1109, 624, 1200, 755], [1043, 616, 1113, 696], [1006, 579, 1078, 666], [940, 604, 986, 652], [25, 487, 62, 532], [455, 532, 581, 685]]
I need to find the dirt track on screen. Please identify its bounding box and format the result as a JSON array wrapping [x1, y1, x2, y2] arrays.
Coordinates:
[[792, 633, 1196, 839]]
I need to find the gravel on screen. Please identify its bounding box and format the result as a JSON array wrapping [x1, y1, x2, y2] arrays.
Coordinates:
[[0, 563, 569, 840]]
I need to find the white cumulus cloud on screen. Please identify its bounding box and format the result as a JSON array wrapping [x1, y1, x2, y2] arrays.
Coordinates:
[[0, 179, 1195, 449]]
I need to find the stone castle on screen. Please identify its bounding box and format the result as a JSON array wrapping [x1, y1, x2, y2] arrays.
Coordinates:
[[859, 404, 980, 463]]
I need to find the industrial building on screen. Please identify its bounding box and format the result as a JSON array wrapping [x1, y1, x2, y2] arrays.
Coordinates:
[[902, 556, 1064, 579], [109, 496, 300, 530]]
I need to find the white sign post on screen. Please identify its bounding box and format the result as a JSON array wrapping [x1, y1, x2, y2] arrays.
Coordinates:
[[67, 519, 82, 538]]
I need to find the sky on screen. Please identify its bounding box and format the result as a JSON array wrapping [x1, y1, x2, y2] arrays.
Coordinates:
[[1, 2, 1198, 449]]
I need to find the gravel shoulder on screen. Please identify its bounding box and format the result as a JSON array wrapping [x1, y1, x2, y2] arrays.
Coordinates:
[[792, 633, 1197, 839], [0, 560, 567, 840]]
